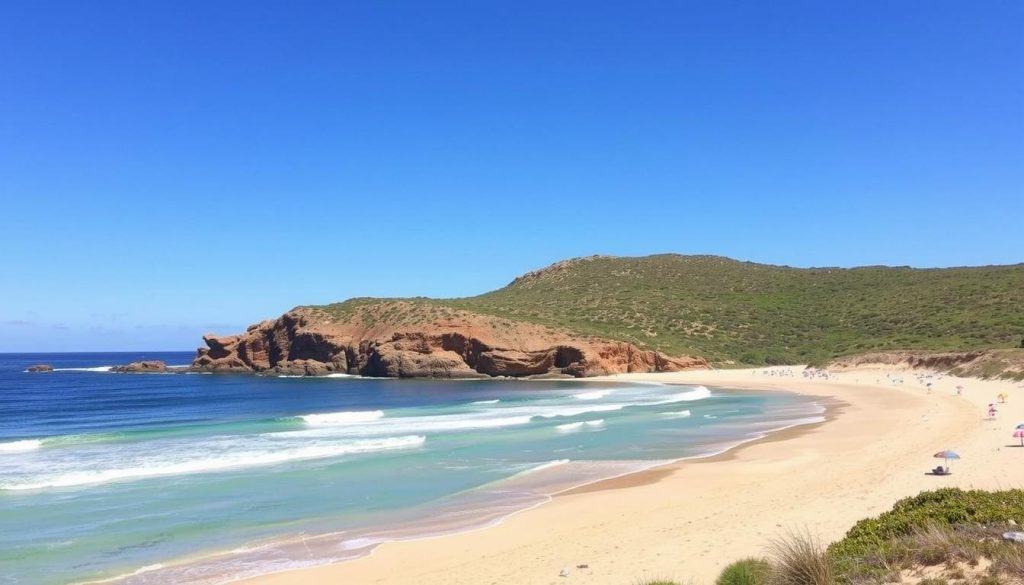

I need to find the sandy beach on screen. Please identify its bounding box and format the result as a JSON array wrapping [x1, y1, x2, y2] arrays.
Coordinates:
[[240, 367, 1024, 585]]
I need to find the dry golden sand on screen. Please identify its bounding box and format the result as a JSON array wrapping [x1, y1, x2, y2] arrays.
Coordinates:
[[238, 368, 1024, 585]]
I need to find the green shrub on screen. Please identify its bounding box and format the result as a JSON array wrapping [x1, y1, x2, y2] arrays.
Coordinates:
[[716, 558, 772, 585], [829, 488, 1024, 562], [829, 488, 1024, 584]]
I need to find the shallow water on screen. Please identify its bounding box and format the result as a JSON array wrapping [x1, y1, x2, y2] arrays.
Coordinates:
[[0, 352, 823, 584]]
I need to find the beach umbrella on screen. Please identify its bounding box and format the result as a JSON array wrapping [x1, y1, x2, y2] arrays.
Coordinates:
[[933, 450, 960, 471], [1016, 423, 1024, 430], [1014, 430, 1024, 447]]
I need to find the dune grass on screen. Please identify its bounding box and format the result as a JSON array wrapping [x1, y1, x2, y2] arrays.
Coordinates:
[[768, 530, 835, 585]]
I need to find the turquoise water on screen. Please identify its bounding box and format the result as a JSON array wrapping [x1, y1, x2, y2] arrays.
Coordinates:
[[0, 353, 823, 584]]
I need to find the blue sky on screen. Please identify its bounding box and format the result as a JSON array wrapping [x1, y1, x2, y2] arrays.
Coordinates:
[[1, 1, 1021, 351]]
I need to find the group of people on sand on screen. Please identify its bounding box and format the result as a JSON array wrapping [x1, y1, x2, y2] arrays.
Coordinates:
[[801, 368, 831, 380], [757, 367, 798, 377], [884, 373, 906, 385]]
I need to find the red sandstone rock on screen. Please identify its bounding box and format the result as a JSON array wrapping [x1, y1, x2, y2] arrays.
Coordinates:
[[111, 360, 168, 373], [192, 303, 708, 378]]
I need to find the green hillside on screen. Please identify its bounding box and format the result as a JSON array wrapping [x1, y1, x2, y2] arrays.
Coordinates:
[[317, 255, 1024, 366]]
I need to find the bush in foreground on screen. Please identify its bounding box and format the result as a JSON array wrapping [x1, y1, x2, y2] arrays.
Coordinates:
[[716, 558, 773, 585], [830, 488, 1024, 563], [640, 489, 1024, 585]]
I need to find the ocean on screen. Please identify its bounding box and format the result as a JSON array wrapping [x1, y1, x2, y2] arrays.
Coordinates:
[[0, 352, 824, 584]]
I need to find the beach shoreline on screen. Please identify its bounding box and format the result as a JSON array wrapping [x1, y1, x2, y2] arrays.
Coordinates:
[[94, 378, 827, 585], [235, 366, 1023, 585]]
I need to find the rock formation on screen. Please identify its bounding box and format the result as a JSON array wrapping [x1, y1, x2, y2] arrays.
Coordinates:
[[192, 302, 708, 378], [111, 360, 168, 373]]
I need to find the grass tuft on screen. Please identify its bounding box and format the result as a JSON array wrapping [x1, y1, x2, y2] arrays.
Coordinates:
[[767, 530, 834, 585]]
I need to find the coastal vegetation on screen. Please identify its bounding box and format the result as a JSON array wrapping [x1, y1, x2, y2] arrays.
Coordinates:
[[640, 488, 1024, 585], [312, 255, 1024, 367]]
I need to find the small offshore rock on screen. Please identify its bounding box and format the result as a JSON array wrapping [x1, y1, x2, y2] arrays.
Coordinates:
[[111, 360, 167, 373]]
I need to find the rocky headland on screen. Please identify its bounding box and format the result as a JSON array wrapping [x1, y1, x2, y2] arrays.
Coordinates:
[[191, 301, 708, 378]]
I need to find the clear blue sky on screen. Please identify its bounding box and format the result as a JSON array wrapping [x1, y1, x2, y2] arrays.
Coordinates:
[[1, 1, 1021, 352]]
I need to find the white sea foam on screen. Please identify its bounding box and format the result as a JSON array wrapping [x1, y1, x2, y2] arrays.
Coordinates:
[[661, 409, 691, 418], [526, 459, 570, 473], [278, 414, 534, 439], [0, 439, 41, 453], [77, 563, 167, 584], [650, 385, 711, 404], [51, 366, 113, 373], [300, 410, 385, 425], [340, 537, 385, 551], [572, 389, 612, 400], [470, 399, 500, 405], [323, 373, 355, 378], [556, 419, 604, 433], [385, 415, 534, 432], [0, 435, 425, 491], [537, 404, 625, 418]]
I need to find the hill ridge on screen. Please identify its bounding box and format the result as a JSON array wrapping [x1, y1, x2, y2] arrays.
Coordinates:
[[217, 254, 1023, 369]]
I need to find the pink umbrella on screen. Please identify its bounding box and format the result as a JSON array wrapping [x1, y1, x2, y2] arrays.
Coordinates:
[[1014, 429, 1024, 447]]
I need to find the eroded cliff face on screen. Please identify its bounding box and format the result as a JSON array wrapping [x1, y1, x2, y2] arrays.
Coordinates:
[[828, 349, 1024, 380], [192, 303, 708, 378]]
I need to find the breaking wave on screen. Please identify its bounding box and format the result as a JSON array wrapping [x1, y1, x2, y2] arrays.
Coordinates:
[[0, 439, 42, 453], [573, 389, 612, 400], [0, 435, 426, 491], [555, 419, 605, 433], [298, 411, 385, 425]]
